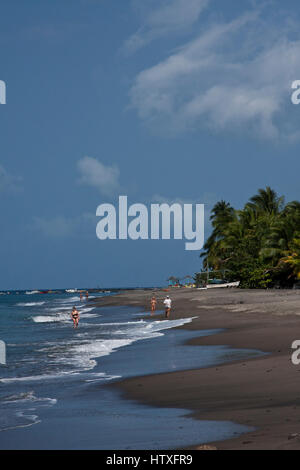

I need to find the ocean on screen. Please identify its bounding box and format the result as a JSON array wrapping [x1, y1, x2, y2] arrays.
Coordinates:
[[0, 290, 263, 449]]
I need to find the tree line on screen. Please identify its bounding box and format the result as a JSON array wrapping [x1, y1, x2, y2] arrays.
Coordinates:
[[199, 187, 300, 288]]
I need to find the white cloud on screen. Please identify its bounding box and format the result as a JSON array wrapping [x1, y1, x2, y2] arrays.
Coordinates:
[[124, 0, 209, 54], [129, 9, 300, 140], [77, 156, 120, 197], [0, 164, 22, 192]]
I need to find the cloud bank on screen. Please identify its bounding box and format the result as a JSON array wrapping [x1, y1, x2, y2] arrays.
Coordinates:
[[129, 7, 300, 140], [124, 0, 209, 54]]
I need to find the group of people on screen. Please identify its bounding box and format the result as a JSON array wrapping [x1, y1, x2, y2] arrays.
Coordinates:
[[71, 291, 172, 329], [80, 291, 89, 301], [150, 294, 172, 319]]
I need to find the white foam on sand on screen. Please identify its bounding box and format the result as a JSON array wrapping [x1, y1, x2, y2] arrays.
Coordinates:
[[3, 316, 197, 383], [66, 317, 198, 371], [32, 314, 70, 323], [48, 306, 71, 312], [84, 372, 121, 383], [0, 372, 80, 383], [64, 338, 135, 371], [59, 296, 81, 303], [98, 317, 196, 338], [2, 391, 57, 406], [31, 306, 97, 323], [100, 320, 148, 326], [17, 302, 45, 307], [78, 307, 96, 314]]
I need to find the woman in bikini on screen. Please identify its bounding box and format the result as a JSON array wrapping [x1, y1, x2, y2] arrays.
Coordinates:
[[71, 306, 80, 329], [150, 296, 157, 315]]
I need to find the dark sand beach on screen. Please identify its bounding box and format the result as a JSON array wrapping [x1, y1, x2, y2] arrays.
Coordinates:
[[93, 288, 300, 450]]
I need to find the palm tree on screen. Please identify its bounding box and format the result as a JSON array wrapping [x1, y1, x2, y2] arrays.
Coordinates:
[[245, 187, 284, 217], [198, 187, 300, 287], [201, 201, 234, 267]]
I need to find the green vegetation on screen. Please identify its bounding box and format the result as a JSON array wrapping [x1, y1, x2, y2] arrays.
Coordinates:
[[200, 187, 300, 288]]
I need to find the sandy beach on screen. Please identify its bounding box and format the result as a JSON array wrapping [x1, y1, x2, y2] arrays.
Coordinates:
[[93, 287, 300, 450]]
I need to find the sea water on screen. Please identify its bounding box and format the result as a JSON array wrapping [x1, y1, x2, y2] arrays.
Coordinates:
[[0, 291, 262, 449]]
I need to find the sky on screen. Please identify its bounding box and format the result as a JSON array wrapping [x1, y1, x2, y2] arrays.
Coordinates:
[[1, 0, 300, 289]]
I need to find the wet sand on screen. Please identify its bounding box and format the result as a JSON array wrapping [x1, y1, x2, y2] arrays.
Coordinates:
[[93, 288, 300, 450]]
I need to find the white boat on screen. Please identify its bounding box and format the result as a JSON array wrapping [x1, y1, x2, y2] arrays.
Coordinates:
[[207, 281, 240, 289], [65, 289, 78, 293]]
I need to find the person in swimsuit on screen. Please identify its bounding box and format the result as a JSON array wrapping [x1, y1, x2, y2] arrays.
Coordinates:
[[85, 291, 89, 301], [150, 296, 157, 315], [80, 292, 83, 301], [71, 306, 80, 328]]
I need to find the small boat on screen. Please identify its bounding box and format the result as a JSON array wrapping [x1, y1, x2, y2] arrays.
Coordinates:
[[207, 281, 240, 289]]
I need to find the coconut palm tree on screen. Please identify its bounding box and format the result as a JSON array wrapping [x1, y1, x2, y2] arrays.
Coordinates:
[[245, 186, 284, 217], [201, 201, 234, 267], [199, 187, 300, 287]]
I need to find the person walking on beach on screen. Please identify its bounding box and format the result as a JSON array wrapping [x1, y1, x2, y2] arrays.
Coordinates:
[[150, 295, 157, 315], [163, 295, 172, 319], [71, 306, 80, 328]]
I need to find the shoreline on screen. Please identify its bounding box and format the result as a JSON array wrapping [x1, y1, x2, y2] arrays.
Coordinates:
[[93, 287, 300, 450]]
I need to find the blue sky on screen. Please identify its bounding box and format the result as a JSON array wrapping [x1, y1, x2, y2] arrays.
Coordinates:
[[1, 0, 300, 289]]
